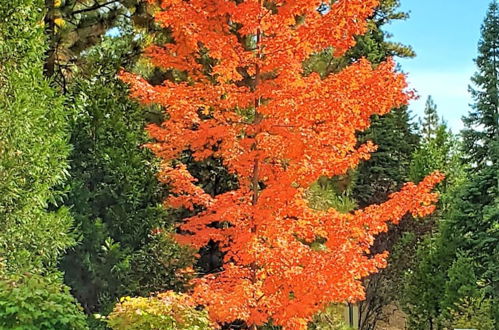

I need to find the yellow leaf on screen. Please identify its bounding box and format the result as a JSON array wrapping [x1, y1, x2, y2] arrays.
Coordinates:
[[54, 18, 65, 27]]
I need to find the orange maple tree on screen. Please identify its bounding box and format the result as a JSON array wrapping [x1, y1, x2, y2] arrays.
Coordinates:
[[121, 0, 444, 328]]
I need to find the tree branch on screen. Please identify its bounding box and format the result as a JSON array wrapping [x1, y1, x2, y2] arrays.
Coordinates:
[[71, 0, 121, 16]]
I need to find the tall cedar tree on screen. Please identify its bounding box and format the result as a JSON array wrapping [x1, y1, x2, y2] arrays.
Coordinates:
[[121, 0, 443, 328], [449, 0, 499, 324]]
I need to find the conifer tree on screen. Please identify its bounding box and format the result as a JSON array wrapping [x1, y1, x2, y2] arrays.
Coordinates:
[[342, 2, 420, 328], [404, 3, 498, 328], [401, 123, 466, 330], [354, 107, 421, 329], [448, 0, 499, 324], [44, 0, 155, 87], [354, 108, 419, 208], [420, 96, 440, 142]]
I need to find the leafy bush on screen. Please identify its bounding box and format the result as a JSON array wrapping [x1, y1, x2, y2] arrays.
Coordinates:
[[446, 297, 494, 330], [0, 0, 75, 274], [129, 232, 196, 296], [309, 304, 354, 330], [0, 273, 88, 330], [108, 292, 210, 329]]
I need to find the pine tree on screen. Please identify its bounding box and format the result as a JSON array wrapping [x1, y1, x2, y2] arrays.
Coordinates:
[[405, 3, 499, 328], [345, 3, 421, 327], [420, 96, 440, 142], [354, 108, 419, 208], [448, 1, 499, 324], [409, 123, 463, 186], [463, 1, 499, 169], [348, 0, 419, 209], [43, 0, 155, 88], [400, 4, 499, 323], [354, 106, 422, 328]]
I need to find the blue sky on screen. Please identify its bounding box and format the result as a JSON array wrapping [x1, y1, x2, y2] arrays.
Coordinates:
[[385, 0, 491, 132]]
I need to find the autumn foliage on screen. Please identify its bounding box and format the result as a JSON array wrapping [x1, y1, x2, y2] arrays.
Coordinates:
[[120, 0, 444, 328]]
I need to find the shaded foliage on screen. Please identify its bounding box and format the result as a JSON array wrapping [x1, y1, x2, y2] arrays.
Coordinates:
[[61, 35, 193, 315]]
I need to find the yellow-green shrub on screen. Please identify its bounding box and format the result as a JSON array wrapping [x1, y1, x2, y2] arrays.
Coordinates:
[[108, 291, 210, 329]]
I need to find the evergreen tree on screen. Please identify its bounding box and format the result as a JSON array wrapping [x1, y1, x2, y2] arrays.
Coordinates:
[[61, 34, 194, 317], [57, 2, 231, 322], [349, 0, 415, 61], [447, 1, 499, 324], [462, 1, 499, 169], [420, 96, 440, 142], [349, 3, 421, 325], [403, 3, 498, 328], [354, 108, 419, 208], [411, 121, 462, 198], [354, 107, 420, 330], [401, 123, 466, 330], [43, 0, 155, 88]]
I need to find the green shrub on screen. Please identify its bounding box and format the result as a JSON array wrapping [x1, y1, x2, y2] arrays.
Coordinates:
[[446, 297, 494, 330], [0, 273, 88, 330]]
